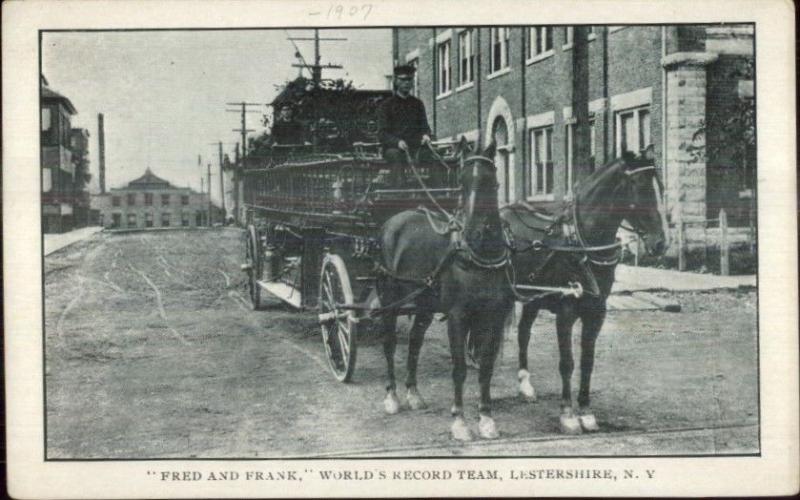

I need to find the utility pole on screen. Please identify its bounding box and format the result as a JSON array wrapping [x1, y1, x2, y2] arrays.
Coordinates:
[[226, 103, 261, 224], [209, 141, 233, 219], [288, 29, 346, 84], [207, 163, 212, 227]]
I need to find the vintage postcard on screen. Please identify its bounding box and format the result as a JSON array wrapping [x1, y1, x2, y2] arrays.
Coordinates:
[[3, 0, 797, 497]]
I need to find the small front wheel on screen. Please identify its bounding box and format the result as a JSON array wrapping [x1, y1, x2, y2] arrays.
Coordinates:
[[318, 253, 358, 382]]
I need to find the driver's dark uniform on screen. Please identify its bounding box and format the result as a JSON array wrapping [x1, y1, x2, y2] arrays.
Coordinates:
[[377, 93, 432, 186]]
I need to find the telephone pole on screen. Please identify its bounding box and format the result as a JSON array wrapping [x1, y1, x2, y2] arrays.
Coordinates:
[[209, 141, 233, 218], [288, 29, 346, 84], [226, 102, 261, 224], [207, 163, 212, 227]]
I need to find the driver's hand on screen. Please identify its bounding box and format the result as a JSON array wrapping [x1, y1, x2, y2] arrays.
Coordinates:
[[398, 140, 409, 151], [421, 135, 432, 146]]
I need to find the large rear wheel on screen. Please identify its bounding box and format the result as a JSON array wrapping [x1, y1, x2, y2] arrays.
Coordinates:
[[245, 225, 263, 310], [318, 253, 358, 382]]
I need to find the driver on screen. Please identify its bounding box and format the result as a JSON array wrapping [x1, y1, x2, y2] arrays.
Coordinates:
[[378, 65, 433, 186], [271, 103, 307, 146]]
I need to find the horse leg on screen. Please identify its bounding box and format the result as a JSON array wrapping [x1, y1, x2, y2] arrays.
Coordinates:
[[381, 313, 401, 414], [447, 309, 472, 441], [556, 302, 581, 434], [405, 312, 434, 410], [477, 310, 508, 439], [517, 303, 540, 400], [577, 303, 606, 432]]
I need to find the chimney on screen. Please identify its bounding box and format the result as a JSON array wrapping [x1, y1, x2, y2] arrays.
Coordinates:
[[98, 113, 106, 194]]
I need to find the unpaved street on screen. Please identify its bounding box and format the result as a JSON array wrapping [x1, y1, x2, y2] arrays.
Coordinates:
[[45, 229, 758, 458]]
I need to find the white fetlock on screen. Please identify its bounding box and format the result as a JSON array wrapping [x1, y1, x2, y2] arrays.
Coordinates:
[[579, 413, 599, 432], [384, 390, 401, 415], [406, 388, 427, 410], [451, 417, 473, 441], [478, 415, 499, 439], [518, 369, 537, 401], [559, 412, 583, 435]]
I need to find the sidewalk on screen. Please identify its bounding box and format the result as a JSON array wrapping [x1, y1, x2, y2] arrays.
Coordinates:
[[607, 264, 756, 312], [613, 264, 756, 293], [43, 226, 103, 256]]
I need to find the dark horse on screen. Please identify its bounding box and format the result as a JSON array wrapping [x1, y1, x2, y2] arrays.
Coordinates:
[[376, 141, 514, 441], [502, 151, 668, 434]]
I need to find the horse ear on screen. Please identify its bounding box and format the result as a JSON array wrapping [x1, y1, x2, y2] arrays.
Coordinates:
[[483, 140, 496, 159]]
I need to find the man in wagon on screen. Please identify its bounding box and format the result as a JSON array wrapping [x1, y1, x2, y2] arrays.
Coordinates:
[[271, 102, 308, 146], [378, 65, 434, 187]]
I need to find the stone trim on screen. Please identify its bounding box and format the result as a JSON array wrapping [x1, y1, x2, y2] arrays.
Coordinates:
[[435, 29, 453, 44], [404, 49, 420, 63], [525, 110, 555, 129], [661, 51, 719, 69], [610, 87, 652, 111]]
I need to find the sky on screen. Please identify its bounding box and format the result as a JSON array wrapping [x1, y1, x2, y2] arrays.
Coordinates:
[[42, 29, 393, 204]]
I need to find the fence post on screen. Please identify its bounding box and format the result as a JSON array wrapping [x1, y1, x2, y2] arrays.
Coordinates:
[[720, 208, 730, 276]]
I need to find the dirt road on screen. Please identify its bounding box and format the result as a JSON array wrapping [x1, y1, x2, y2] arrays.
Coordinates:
[[44, 229, 759, 458]]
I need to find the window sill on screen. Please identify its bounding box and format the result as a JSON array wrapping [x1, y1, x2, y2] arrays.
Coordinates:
[[455, 81, 474, 93], [487, 67, 511, 80], [562, 42, 573, 51], [527, 194, 555, 202], [526, 50, 554, 65], [436, 90, 453, 100]]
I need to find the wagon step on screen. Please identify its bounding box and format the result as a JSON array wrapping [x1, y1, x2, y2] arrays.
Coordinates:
[[258, 280, 302, 309]]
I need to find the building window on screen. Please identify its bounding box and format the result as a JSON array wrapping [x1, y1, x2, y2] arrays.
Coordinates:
[[144, 193, 153, 206], [564, 27, 574, 46], [112, 213, 121, 228], [527, 27, 553, 59], [437, 39, 452, 96], [161, 194, 170, 206], [490, 27, 510, 74], [181, 213, 190, 227], [126, 213, 137, 228], [458, 29, 475, 87], [530, 127, 554, 196], [161, 212, 171, 227], [407, 58, 419, 96], [112, 196, 121, 207], [616, 106, 651, 157], [181, 195, 189, 206], [127, 193, 136, 206], [145, 213, 153, 227], [196, 212, 203, 226]]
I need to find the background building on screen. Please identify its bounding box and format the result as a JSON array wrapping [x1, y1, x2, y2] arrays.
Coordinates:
[[41, 76, 92, 233], [91, 168, 218, 229], [393, 25, 755, 252]]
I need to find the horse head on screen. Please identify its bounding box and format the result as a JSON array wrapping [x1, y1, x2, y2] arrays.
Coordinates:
[[617, 151, 668, 256], [457, 140, 506, 262]]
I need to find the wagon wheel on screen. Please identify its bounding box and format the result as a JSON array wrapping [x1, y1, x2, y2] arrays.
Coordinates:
[[318, 253, 359, 382], [245, 225, 263, 310]]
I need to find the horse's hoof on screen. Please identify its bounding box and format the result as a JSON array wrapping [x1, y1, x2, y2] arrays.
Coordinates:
[[384, 391, 401, 415], [451, 417, 473, 441], [518, 370, 537, 401], [406, 388, 427, 410], [579, 413, 599, 432], [478, 415, 499, 439], [559, 414, 583, 435]]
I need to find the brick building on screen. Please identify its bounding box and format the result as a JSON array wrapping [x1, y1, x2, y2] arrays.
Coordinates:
[[91, 168, 215, 229], [41, 77, 91, 233], [393, 25, 755, 248]]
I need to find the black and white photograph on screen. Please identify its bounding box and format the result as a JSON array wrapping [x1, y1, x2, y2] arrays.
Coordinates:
[[4, 0, 797, 497]]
